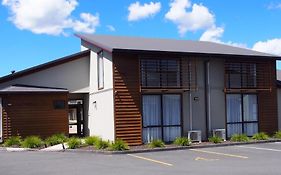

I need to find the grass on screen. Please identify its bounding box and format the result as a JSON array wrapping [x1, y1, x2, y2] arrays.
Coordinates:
[[230, 134, 250, 142], [252, 132, 269, 140], [85, 136, 100, 146], [173, 137, 191, 146], [110, 139, 129, 151], [274, 131, 281, 139], [148, 139, 165, 148], [208, 136, 223, 144], [45, 133, 67, 146], [4, 136, 22, 147], [21, 136, 44, 148], [95, 139, 111, 150], [67, 137, 82, 149]]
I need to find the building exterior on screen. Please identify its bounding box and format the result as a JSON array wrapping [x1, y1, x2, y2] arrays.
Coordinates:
[[0, 34, 280, 145]]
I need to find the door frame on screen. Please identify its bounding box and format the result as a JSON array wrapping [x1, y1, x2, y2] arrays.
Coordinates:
[[68, 99, 84, 137]]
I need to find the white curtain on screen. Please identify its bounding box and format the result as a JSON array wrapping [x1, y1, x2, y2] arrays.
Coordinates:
[[163, 95, 181, 142], [142, 95, 161, 143], [243, 95, 258, 136], [226, 94, 242, 137]]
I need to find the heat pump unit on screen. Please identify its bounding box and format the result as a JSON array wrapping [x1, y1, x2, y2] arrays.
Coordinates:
[[188, 130, 202, 143]]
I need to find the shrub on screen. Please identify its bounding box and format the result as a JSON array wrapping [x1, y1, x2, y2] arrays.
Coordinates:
[[67, 137, 82, 149], [274, 131, 281, 139], [173, 137, 191, 146], [95, 139, 110, 150], [45, 133, 67, 146], [208, 136, 223, 144], [148, 139, 165, 148], [4, 136, 21, 147], [85, 136, 100, 146], [252, 132, 269, 140], [110, 139, 129, 151], [21, 136, 43, 148], [230, 134, 250, 142]]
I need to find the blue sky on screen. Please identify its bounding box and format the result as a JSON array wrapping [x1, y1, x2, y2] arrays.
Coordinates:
[[0, 0, 281, 76]]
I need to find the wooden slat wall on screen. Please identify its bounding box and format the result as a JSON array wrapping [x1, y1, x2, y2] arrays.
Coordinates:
[[1, 93, 68, 140], [258, 60, 278, 134], [113, 53, 142, 146]]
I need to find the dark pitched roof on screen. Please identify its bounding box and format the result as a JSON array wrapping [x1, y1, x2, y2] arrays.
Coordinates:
[[0, 50, 90, 84], [0, 84, 68, 94], [76, 34, 279, 58]]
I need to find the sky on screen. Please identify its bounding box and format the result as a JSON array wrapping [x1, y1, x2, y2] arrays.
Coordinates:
[[0, 0, 281, 76]]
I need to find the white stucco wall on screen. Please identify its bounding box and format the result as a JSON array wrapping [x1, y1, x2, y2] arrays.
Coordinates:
[[83, 41, 115, 141], [0, 56, 90, 93]]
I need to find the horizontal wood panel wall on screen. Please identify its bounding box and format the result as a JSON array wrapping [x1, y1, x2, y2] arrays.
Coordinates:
[[258, 60, 278, 134], [113, 53, 142, 146], [1, 93, 68, 139]]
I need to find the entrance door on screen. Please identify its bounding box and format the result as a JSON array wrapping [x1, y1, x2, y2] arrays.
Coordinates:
[[0, 97, 2, 142], [68, 100, 84, 137]]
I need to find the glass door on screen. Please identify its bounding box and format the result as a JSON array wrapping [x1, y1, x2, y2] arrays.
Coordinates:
[[68, 100, 84, 137]]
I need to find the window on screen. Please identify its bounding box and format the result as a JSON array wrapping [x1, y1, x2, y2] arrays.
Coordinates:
[[225, 63, 257, 89], [141, 59, 181, 88], [97, 51, 104, 89], [226, 94, 258, 137], [53, 100, 66, 109], [142, 94, 182, 143]]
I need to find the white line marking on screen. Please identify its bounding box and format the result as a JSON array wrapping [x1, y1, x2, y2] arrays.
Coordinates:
[[190, 149, 248, 159], [127, 154, 173, 166], [238, 145, 281, 152]]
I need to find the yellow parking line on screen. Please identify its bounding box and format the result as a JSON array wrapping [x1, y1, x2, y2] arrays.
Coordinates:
[[190, 149, 248, 159], [127, 154, 173, 166]]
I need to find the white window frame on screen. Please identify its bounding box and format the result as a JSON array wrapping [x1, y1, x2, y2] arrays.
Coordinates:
[[97, 51, 104, 89]]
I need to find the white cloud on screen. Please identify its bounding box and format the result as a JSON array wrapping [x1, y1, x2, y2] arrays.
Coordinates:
[[200, 26, 224, 43], [106, 25, 116, 32], [252, 38, 281, 56], [267, 2, 281, 10], [165, 0, 215, 36], [2, 0, 100, 35], [128, 1, 161, 21]]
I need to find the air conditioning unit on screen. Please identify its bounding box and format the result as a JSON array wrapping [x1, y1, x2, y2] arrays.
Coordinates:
[[188, 130, 202, 143], [212, 129, 226, 141]]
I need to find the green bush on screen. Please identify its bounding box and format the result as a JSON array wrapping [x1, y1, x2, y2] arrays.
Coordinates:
[[230, 134, 250, 142], [45, 133, 67, 146], [252, 132, 269, 140], [173, 137, 191, 146], [67, 137, 82, 149], [208, 136, 223, 144], [148, 139, 165, 148], [4, 136, 22, 147], [110, 139, 129, 151], [95, 139, 110, 150], [21, 136, 43, 148], [274, 131, 281, 139], [85, 136, 100, 146]]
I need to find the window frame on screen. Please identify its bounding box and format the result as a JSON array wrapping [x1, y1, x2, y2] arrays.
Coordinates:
[[226, 93, 259, 137], [140, 58, 181, 88], [97, 51, 104, 90], [141, 93, 183, 143]]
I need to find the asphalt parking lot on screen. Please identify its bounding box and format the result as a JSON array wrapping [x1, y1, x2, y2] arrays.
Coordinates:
[[1, 142, 281, 175]]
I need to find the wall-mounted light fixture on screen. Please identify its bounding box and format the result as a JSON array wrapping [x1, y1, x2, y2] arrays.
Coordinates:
[[193, 97, 199, 101]]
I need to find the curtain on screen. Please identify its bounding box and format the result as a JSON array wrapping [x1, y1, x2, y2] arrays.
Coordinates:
[[142, 95, 161, 143], [162, 95, 181, 142], [226, 94, 242, 137], [243, 95, 258, 136]]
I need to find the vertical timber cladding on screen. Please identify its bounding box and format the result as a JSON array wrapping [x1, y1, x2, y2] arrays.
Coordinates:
[[258, 60, 278, 134], [113, 53, 142, 146], [1, 93, 69, 140]]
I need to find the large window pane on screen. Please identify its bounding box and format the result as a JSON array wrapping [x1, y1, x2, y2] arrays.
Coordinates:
[[163, 127, 181, 142], [244, 123, 258, 136], [143, 127, 162, 143], [162, 95, 181, 126], [226, 95, 242, 123], [243, 95, 258, 122], [142, 95, 161, 127]]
